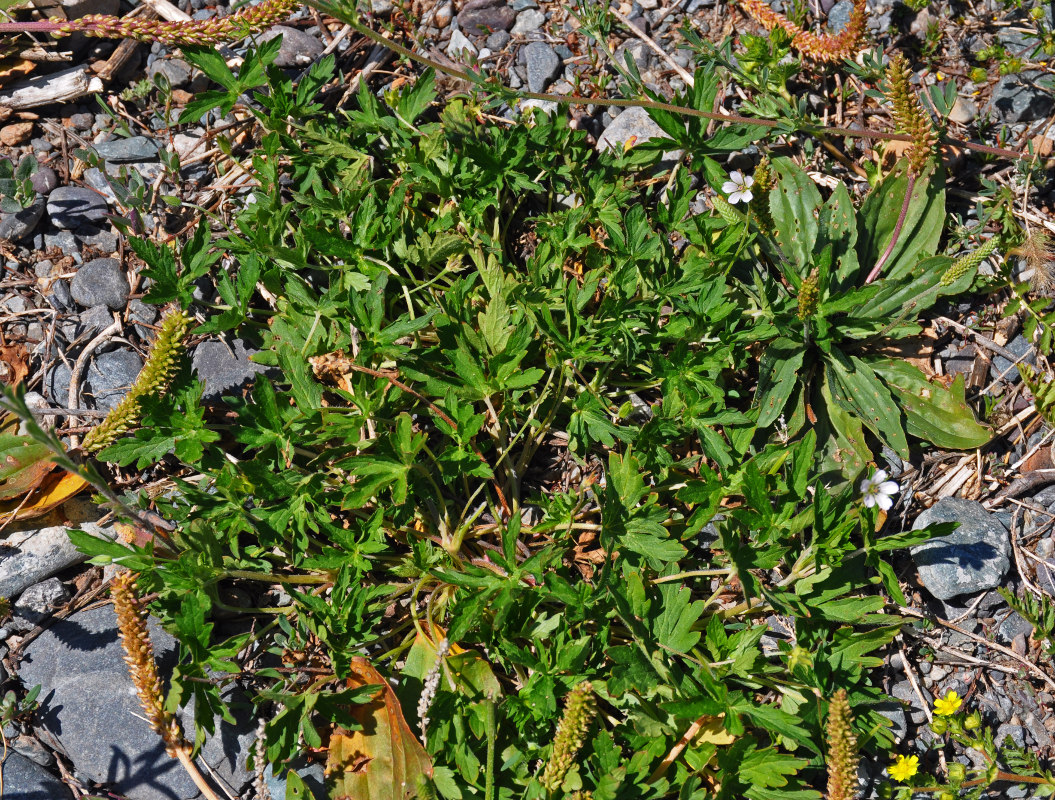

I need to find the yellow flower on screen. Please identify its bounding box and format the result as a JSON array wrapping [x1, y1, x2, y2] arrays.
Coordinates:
[[889, 754, 919, 782], [934, 691, 963, 717]]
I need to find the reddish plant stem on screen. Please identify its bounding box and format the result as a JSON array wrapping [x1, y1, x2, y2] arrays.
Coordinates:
[[865, 171, 916, 284]]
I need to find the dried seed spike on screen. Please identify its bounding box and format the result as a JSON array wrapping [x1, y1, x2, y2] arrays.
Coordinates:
[[111, 571, 186, 757], [825, 689, 859, 800], [737, 0, 868, 62]]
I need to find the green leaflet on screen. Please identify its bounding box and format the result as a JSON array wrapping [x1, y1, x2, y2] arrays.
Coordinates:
[[826, 354, 909, 458], [870, 358, 991, 450], [754, 337, 806, 427], [857, 158, 946, 280], [768, 157, 823, 284]]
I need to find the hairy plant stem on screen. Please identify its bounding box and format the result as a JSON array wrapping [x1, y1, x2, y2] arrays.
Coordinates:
[[865, 171, 916, 284], [319, 5, 1026, 162]]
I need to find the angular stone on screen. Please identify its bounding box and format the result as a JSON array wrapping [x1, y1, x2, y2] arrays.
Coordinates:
[[523, 41, 560, 93], [192, 339, 271, 399], [92, 136, 159, 163], [0, 751, 72, 798], [596, 105, 681, 160], [0, 197, 45, 242], [19, 604, 254, 800], [911, 497, 1011, 601], [990, 71, 1055, 123], [258, 25, 324, 68], [0, 497, 117, 600]]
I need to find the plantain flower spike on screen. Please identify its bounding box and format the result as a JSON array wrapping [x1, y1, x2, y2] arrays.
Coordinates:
[[736, 0, 867, 62], [4, 0, 298, 44], [798, 268, 821, 320], [112, 571, 188, 757], [825, 689, 859, 800], [940, 238, 1000, 287], [83, 307, 192, 453], [749, 156, 776, 232], [711, 193, 747, 226], [540, 682, 598, 792], [884, 54, 937, 176]]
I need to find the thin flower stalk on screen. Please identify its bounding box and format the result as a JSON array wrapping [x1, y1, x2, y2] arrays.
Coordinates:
[[0, 0, 297, 44], [736, 0, 868, 62]]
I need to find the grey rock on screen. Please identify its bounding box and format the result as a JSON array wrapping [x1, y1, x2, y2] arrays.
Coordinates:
[[19, 604, 254, 800], [0, 497, 117, 600], [77, 304, 115, 336], [991, 334, 1035, 379], [996, 609, 1034, 643], [827, 0, 854, 31], [258, 25, 324, 68], [459, 0, 516, 34], [42, 231, 79, 256], [69, 113, 93, 130], [0, 751, 72, 799], [891, 679, 930, 724], [128, 298, 159, 340], [46, 186, 108, 230], [61, 0, 117, 19], [615, 38, 650, 72], [485, 30, 510, 49], [911, 498, 1010, 600], [264, 761, 326, 800], [29, 166, 58, 196], [370, 0, 393, 13], [45, 362, 71, 407], [192, 339, 270, 399], [13, 578, 70, 627], [70, 258, 128, 310], [995, 723, 1027, 749], [86, 349, 143, 412], [523, 41, 560, 93], [0, 198, 45, 242], [82, 167, 118, 205], [92, 137, 158, 163], [511, 7, 544, 34], [11, 734, 54, 767], [875, 701, 907, 742], [78, 226, 119, 253], [596, 105, 681, 160], [447, 29, 477, 57], [990, 71, 1054, 123], [148, 58, 193, 88]]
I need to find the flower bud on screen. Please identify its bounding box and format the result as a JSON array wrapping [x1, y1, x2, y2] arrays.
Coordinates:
[[930, 717, 947, 734], [939, 792, 955, 800], [947, 762, 965, 783], [964, 711, 982, 730]]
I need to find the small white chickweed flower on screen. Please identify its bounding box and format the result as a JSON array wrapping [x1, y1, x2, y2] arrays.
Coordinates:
[[860, 469, 899, 511], [721, 170, 755, 205]]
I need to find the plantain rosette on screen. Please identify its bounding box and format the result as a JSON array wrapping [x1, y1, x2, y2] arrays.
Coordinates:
[[740, 156, 989, 481]]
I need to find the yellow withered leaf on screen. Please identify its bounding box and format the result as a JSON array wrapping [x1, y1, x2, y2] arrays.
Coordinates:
[[693, 714, 736, 746], [0, 471, 87, 521]]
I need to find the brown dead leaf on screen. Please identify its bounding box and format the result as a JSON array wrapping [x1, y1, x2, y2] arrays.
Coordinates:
[[0, 58, 35, 87], [1024, 445, 1055, 473], [0, 343, 30, 387], [326, 657, 433, 800]]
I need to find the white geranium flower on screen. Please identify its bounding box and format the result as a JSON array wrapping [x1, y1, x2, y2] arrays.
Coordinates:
[[721, 170, 755, 205], [860, 469, 900, 511]]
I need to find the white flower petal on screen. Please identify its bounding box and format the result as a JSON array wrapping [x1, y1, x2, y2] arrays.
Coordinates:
[[863, 494, 877, 508], [879, 480, 899, 495], [860, 477, 872, 493], [728, 170, 744, 183], [877, 493, 894, 511], [728, 191, 747, 204], [873, 469, 888, 484], [721, 181, 738, 194], [741, 174, 755, 188]]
